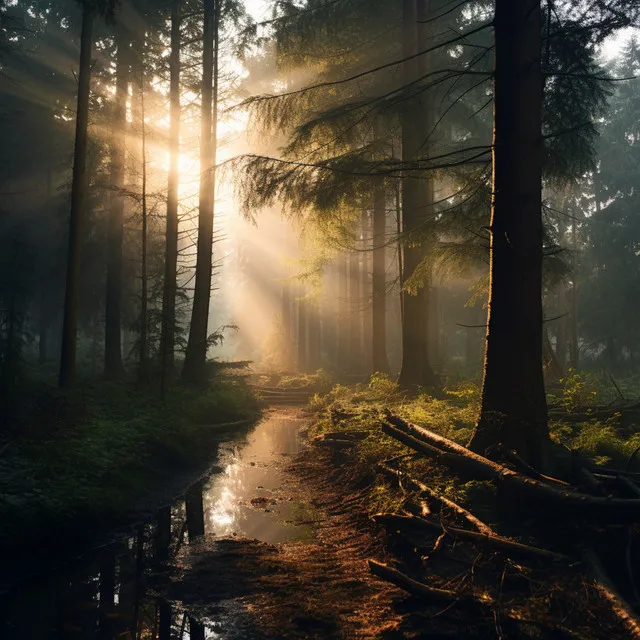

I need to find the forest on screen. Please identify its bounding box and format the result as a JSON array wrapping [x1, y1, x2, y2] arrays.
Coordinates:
[[3, 0, 640, 638]]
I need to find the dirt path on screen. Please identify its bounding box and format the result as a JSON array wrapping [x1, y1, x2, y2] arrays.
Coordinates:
[[164, 410, 407, 639]]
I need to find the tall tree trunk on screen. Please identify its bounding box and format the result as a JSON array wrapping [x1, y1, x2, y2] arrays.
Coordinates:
[[348, 247, 362, 372], [282, 282, 292, 370], [568, 199, 580, 370], [297, 290, 308, 373], [39, 292, 48, 365], [183, 0, 218, 384], [397, 0, 437, 390], [59, 6, 94, 388], [105, 27, 131, 379], [308, 302, 322, 371], [138, 75, 149, 385], [336, 252, 348, 372], [372, 179, 390, 374], [429, 285, 440, 372], [160, 0, 181, 390], [361, 212, 373, 374], [470, 0, 549, 469]]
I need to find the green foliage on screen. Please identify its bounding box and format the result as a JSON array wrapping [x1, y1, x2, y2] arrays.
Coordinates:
[[558, 368, 599, 411], [551, 417, 640, 468], [0, 378, 259, 546], [311, 375, 479, 469]]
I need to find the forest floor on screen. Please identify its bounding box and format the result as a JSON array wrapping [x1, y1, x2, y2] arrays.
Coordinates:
[[165, 380, 640, 639], [164, 412, 405, 639]]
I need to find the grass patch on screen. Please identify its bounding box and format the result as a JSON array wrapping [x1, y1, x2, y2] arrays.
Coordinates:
[[309, 374, 490, 516]]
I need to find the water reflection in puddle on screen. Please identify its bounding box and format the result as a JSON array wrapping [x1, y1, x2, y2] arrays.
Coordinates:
[[0, 409, 314, 639], [203, 412, 314, 543]]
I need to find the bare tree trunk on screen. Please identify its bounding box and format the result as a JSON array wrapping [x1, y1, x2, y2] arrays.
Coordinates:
[[470, 0, 549, 469], [138, 73, 149, 385], [183, 0, 218, 384], [348, 246, 362, 373], [105, 26, 131, 379], [372, 179, 390, 374], [59, 6, 94, 388], [160, 0, 181, 392], [308, 301, 322, 371], [569, 216, 579, 370], [397, 0, 437, 390], [297, 289, 308, 373], [336, 252, 348, 372], [39, 291, 48, 364], [282, 282, 292, 369], [361, 212, 373, 374]]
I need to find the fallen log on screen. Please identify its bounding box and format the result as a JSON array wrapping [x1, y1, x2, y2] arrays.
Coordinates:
[[498, 446, 570, 487], [381, 418, 640, 519], [368, 560, 461, 603], [377, 463, 494, 535], [582, 547, 640, 639], [371, 513, 570, 563], [619, 476, 640, 498]]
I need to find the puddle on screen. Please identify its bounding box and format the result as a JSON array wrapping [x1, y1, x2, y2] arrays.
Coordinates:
[[202, 411, 315, 542], [0, 409, 315, 639]]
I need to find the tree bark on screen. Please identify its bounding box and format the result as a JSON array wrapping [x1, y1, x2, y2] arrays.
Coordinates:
[[59, 6, 94, 388], [470, 0, 549, 468], [308, 301, 322, 371], [348, 247, 362, 372], [397, 0, 437, 390], [138, 71, 149, 385], [372, 182, 390, 375], [282, 282, 292, 369], [160, 0, 181, 390], [569, 216, 579, 370], [183, 0, 218, 384], [362, 212, 373, 373], [105, 26, 131, 379], [336, 252, 349, 372], [297, 290, 308, 373]]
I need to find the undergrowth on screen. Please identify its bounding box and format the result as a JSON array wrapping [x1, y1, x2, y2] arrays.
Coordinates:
[[0, 376, 260, 553], [255, 368, 334, 393], [310, 373, 640, 515]]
